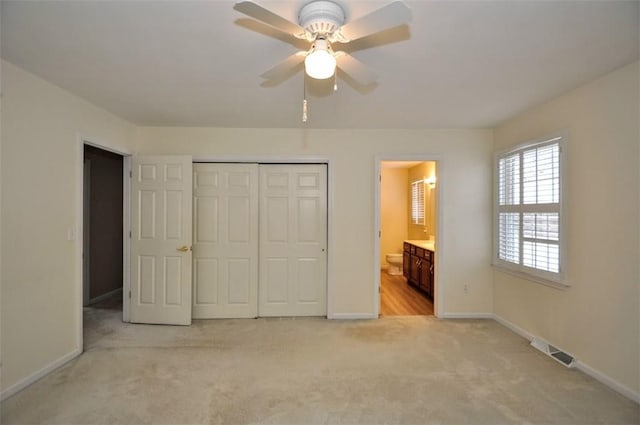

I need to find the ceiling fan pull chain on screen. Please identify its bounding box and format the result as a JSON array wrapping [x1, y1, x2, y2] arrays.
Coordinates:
[[302, 76, 308, 123], [302, 98, 308, 123]]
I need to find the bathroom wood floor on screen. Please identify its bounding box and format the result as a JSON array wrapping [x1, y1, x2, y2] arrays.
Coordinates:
[[380, 273, 434, 316]]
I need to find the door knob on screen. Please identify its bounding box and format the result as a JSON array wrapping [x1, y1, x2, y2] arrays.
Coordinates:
[[177, 245, 191, 252]]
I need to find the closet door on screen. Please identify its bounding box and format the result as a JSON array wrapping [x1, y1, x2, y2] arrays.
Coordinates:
[[192, 163, 259, 318], [259, 164, 327, 317], [130, 156, 193, 325]]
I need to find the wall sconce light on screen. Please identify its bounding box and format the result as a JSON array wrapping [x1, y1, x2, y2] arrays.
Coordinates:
[[424, 176, 436, 188]]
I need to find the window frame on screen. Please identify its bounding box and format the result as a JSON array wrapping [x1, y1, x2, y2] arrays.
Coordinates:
[[493, 131, 569, 288]]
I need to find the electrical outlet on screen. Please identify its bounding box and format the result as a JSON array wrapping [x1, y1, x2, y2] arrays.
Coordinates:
[[463, 283, 469, 294]]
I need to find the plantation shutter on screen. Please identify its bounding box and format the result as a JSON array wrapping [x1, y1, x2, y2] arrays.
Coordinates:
[[495, 136, 564, 283], [411, 180, 425, 225]]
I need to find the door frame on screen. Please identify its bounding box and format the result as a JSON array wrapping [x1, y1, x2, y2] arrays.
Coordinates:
[[75, 135, 131, 352], [82, 158, 91, 307], [374, 154, 444, 318], [193, 155, 334, 318]]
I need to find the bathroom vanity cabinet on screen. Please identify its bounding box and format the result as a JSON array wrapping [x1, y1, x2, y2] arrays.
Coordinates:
[[403, 242, 434, 299]]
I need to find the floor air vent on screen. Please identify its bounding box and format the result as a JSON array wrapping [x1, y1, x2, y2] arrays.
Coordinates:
[[531, 338, 576, 368]]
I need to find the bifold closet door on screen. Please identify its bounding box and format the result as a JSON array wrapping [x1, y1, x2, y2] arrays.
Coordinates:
[[259, 164, 328, 317], [192, 163, 259, 318]]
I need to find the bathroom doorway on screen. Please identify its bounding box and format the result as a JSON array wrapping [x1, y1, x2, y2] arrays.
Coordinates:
[[376, 159, 439, 317]]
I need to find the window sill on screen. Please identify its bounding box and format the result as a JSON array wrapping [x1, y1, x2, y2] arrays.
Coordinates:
[[492, 264, 570, 290]]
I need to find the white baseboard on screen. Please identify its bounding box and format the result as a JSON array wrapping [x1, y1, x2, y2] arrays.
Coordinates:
[[493, 313, 536, 341], [440, 312, 494, 319], [1, 348, 82, 401], [88, 287, 122, 306], [493, 313, 639, 404], [576, 360, 640, 404], [328, 313, 377, 320]]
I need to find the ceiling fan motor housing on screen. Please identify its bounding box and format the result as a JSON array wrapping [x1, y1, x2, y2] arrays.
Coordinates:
[[298, 1, 345, 36]]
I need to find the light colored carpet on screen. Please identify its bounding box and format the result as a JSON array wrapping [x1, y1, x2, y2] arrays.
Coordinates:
[[2, 305, 638, 425]]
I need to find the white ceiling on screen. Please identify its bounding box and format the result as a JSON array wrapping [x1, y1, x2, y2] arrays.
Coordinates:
[[2, 0, 638, 129]]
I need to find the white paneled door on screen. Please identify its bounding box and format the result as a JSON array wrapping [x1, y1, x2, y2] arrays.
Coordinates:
[[192, 163, 259, 318], [259, 164, 327, 317], [130, 156, 193, 325]]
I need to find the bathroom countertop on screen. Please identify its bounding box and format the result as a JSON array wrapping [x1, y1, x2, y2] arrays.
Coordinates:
[[404, 240, 435, 252]]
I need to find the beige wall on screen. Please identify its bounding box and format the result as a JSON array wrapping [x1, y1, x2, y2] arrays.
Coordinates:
[[407, 162, 437, 240], [1, 62, 136, 394], [135, 127, 495, 317], [380, 167, 408, 268], [493, 61, 640, 394]]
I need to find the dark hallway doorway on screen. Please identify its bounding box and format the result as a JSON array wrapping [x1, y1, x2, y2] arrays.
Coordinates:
[[83, 145, 124, 308]]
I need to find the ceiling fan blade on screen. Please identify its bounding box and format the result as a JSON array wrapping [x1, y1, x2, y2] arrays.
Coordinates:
[[234, 1, 308, 39], [335, 1, 412, 43], [261, 51, 307, 80], [335, 52, 378, 85]]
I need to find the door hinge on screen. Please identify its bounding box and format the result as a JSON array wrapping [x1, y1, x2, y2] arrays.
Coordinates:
[[378, 230, 381, 238], [129, 170, 132, 178], [129, 291, 131, 299], [129, 231, 132, 238]]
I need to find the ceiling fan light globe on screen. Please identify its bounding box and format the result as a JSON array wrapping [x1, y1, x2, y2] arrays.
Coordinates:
[[304, 50, 336, 79]]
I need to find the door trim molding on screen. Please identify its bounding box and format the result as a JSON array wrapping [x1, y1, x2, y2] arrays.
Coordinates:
[[76, 135, 131, 355], [83, 159, 91, 307], [193, 155, 334, 319], [374, 154, 444, 318], [192, 155, 330, 164], [122, 155, 131, 323]]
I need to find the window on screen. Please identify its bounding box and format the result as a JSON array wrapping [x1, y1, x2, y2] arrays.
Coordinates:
[[494, 134, 567, 286], [411, 180, 425, 225]]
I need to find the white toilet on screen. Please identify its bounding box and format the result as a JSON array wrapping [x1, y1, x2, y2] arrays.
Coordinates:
[[385, 253, 404, 275]]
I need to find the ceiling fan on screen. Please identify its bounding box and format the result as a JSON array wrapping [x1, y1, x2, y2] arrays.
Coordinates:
[[234, 0, 412, 86]]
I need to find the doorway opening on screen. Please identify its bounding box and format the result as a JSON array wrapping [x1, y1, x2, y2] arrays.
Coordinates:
[[377, 160, 438, 317], [82, 145, 124, 347]]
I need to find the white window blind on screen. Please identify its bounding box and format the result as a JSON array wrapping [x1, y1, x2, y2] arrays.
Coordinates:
[[411, 180, 425, 225], [495, 135, 566, 285]]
